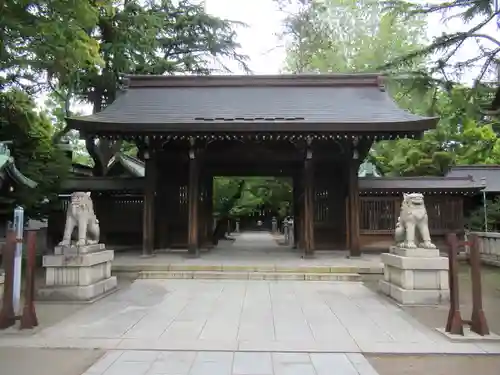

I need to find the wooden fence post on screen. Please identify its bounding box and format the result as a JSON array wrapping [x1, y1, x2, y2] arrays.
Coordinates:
[[445, 233, 464, 335], [468, 234, 490, 336]]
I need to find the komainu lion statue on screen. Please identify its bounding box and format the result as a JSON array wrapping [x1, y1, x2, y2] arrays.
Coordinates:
[[394, 193, 436, 249], [59, 192, 100, 247]]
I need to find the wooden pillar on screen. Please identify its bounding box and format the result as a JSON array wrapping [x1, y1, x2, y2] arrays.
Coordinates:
[[348, 139, 361, 257], [303, 138, 315, 257], [142, 147, 156, 257], [157, 176, 171, 249], [187, 138, 200, 257], [205, 174, 214, 248], [292, 173, 300, 249]]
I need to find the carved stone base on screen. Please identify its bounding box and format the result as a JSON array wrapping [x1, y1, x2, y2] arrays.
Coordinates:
[[54, 243, 105, 255], [379, 246, 449, 305], [38, 245, 117, 302]]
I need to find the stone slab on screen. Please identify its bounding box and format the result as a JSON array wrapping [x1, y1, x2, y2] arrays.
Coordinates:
[[390, 246, 441, 258], [54, 243, 105, 255], [381, 253, 449, 270], [43, 250, 114, 267], [80, 351, 383, 375], [379, 280, 450, 305], [436, 328, 500, 342], [138, 270, 362, 281], [37, 276, 117, 302]]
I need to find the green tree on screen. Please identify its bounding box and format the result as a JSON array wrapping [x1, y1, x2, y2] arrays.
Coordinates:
[[0, 90, 70, 218], [1, 0, 105, 92], [467, 197, 500, 231], [370, 86, 500, 175], [383, 0, 500, 110], [48, 0, 249, 175], [282, 0, 427, 74], [213, 177, 293, 219]]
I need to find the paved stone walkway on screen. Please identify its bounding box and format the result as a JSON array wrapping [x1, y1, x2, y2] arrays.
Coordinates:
[[83, 350, 379, 375], [3, 279, 498, 354], [1, 232, 499, 375], [113, 232, 383, 270]]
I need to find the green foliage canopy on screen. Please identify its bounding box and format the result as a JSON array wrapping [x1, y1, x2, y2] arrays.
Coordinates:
[[0, 90, 69, 218], [213, 177, 293, 219]]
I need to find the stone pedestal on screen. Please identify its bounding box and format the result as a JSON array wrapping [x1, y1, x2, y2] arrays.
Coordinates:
[[38, 244, 117, 302], [379, 246, 449, 305]]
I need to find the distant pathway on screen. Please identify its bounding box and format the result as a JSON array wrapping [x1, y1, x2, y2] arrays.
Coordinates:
[[230, 231, 282, 250]]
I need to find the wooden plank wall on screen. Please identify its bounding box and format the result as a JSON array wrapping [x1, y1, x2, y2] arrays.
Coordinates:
[[313, 163, 347, 250], [359, 195, 464, 250], [47, 193, 465, 251]]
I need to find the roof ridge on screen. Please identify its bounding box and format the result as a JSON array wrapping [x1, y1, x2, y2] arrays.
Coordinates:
[[124, 73, 383, 89]]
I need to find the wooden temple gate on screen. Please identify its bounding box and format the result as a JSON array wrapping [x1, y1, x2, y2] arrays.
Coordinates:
[[53, 73, 459, 257]]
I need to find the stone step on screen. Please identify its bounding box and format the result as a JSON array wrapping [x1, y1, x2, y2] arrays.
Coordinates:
[[137, 270, 362, 281], [114, 264, 382, 275]]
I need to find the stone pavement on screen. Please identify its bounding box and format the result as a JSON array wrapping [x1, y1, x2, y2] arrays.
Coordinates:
[[1, 232, 499, 375], [2, 279, 499, 354], [83, 350, 379, 375], [113, 232, 383, 271]]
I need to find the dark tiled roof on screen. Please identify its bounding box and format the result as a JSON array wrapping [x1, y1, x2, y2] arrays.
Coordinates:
[[61, 177, 144, 192], [359, 176, 485, 195], [446, 165, 500, 193], [67, 74, 437, 134]]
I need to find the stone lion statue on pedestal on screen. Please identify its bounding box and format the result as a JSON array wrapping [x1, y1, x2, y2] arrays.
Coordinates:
[[59, 192, 100, 247], [394, 193, 436, 249]]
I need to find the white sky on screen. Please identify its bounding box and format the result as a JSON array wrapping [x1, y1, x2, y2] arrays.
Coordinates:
[[204, 0, 289, 74], [204, 0, 499, 80]]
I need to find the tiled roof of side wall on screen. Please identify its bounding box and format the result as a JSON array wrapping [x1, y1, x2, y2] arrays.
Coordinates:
[[446, 165, 500, 193]]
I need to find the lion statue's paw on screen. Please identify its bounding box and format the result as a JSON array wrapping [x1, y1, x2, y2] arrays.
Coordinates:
[[421, 241, 436, 249]]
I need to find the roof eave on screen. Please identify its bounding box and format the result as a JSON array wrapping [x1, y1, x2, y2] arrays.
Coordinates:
[[67, 117, 438, 135], [3, 160, 37, 188]]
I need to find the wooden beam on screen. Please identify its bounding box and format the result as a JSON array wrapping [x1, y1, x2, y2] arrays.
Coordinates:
[[187, 139, 200, 257], [303, 139, 315, 257], [142, 152, 156, 257]]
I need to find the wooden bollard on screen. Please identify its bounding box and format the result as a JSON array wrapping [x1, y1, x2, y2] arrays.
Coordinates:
[[445, 233, 464, 335], [20, 229, 38, 329], [468, 234, 490, 336]]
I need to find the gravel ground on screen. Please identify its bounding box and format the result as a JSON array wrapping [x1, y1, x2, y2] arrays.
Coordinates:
[[365, 263, 500, 375], [365, 263, 500, 335], [367, 354, 500, 375], [0, 348, 104, 375]]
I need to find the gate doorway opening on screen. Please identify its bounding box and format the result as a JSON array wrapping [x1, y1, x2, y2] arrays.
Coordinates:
[[212, 176, 293, 240]]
